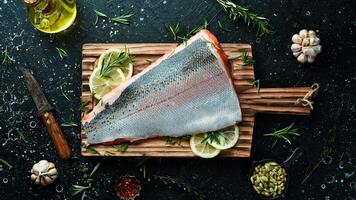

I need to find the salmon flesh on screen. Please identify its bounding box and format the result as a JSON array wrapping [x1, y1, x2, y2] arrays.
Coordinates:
[[83, 30, 242, 144]]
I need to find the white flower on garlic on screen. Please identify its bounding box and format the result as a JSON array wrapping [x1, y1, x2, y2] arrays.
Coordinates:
[[30, 160, 58, 186], [291, 29, 322, 63]]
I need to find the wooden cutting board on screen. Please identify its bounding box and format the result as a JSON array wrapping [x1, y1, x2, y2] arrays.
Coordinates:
[[81, 43, 312, 157]]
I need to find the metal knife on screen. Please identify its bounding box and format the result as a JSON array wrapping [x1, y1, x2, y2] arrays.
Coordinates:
[[21, 68, 72, 160]]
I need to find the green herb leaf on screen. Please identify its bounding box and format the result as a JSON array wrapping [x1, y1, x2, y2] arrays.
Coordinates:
[[60, 82, 71, 101], [0, 158, 12, 169], [94, 10, 108, 25], [85, 146, 100, 155], [248, 79, 260, 94], [89, 162, 101, 177], [61, 122, 78, 127], [217, 0, 272, 36], [100, 47, 132, 77], [178, 18, 209, 45], [167, 22, 180, 40], [15, 128, 27, 143], [113, 142, 129, 152], [264, 123, 300, 144], [1, 46, 15, 64], [79, 100, 91, 111], [240, 51, 255, 66], [165, 136, 191, 145], [56, 47, 68, 60], [112, 12, 134, 25]]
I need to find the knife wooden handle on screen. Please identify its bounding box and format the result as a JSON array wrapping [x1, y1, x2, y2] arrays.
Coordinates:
[[40, 111, 72, 160]]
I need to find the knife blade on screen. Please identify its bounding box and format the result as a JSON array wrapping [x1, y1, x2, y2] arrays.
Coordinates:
[[21, 68, 72, 160]]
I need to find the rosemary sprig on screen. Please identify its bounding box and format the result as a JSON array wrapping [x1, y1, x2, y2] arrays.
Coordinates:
[[60, 82, 70, 101], [264, 123, 300, 144], [61, 116, 78, 127], [85, 146, 100, 155], [201, 132, 223, 144], [0, 158, 12, 169], [56, 47, 68, 60], [113, 142, 129, 152], [70, 163, 101, 200], [112, 12, 134, 25], [248, 79, 260, 94], [218, 20, 231, 32], [94, 10, 107, 25], [240, 51, 255, 66], [100, 48, 132, 77], [1, 46, 15, 64], [167, 22, 180, 40], [15, 128, 27, 143], [217, 0, 272, 36]]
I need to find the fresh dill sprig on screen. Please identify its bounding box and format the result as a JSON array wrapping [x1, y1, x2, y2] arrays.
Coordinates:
[[264, 123, 300, 144], [217, 0, 272, 36], [0, 158, 12, 169], [100, 48, 132, 77], [1, 46, 15, 64], [113, 142, 129, 152], [218, 20, 231, 32], [178, 18, 209, 45], [94, 10, 108, 25], [248, 79, 260, 94], [15, 128, 27, 143], [61, 116, 78, 127], [70, 163, 101, 200], [56, 47, 68, 60], [167, 22, 180, 41], [112, 12, 134, 25], [60, 82, 70, 101], [85, 146, 100, 155], [240, 51, 255, 66]]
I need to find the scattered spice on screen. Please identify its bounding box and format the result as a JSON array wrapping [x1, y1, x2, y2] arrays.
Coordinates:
[[60, 81, 70, 101], [115, 176, 141, 200], [250, 161, 287, 198], [70, 163, 101, 200], [248, 79, 260, 94], [61, 115, 78, 127], [165, 136, 191, 145]]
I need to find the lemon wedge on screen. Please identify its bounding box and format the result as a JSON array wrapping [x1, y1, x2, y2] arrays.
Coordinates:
[[190, 133, 221, 158], [207, 126, 239, 150], [89, 67, 126, 100]]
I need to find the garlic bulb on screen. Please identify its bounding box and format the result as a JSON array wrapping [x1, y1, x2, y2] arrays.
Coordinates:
[[291, 29, 322, 63], [30, 160, 58, 186]]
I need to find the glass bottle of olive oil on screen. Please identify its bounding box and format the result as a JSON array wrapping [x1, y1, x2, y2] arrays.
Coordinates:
[[24, 0, 77, 33]]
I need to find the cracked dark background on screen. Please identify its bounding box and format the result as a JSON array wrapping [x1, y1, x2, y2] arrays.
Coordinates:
[[0, 0, 355, 199]]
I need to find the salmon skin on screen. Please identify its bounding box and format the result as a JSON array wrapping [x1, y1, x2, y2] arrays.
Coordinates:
[[83, 30, 242, 144]]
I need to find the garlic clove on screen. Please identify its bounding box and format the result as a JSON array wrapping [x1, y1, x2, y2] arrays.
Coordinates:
[[44, 176, 53, 184], [307, 56, 315, 63], [292, 34, 302, 44], [303, 47, 317, 57], [309, 36, 320, 46], [302, 38, 310, 46], [35, 177, 41, 185], [297, 53, 307, 63], [293, 51, 302, 57], [299, 29, 308, 38], [308, 30, 316, 37], [48, 162, 55, 170], [30, 174, 37, 181], [291, 44, 302, 52], [33, 160, 49, 173], [312, 45, 322, 54], [40, 178, 48, 187], [48, 168, 57, 175]]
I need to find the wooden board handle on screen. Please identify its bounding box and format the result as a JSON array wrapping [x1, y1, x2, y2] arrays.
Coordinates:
[[240, 87, 313, 115], [40, 111, 72, 160]]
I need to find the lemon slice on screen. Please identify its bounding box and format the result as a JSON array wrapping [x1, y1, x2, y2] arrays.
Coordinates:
[[89, 66, 126, 100], [97, 49, 133, 79], [207, 126, 239, 150], [190, 133, 221, 158]]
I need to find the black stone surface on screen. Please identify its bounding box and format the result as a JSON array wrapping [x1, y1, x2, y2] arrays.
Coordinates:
[[0, 0, 355, 199]]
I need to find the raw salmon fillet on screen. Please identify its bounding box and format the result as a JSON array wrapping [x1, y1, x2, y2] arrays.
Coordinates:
[[83, 30, 242, 144]]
